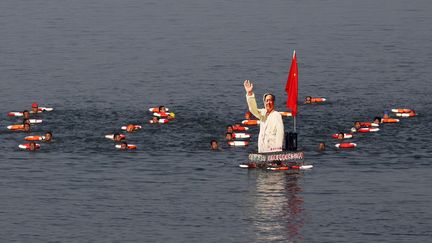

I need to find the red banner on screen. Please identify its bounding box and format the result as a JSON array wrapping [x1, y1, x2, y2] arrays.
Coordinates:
[[285, 51, 298, 117]]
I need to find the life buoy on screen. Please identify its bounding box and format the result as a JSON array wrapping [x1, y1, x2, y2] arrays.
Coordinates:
[[148, 107, 169, 113], [38, 107, 53, 112], [18, 143, 41, 150], [241, 120, 260, 126], [359, 122, 379, 127], [279, 111, 292, 117], [8, 112, 23, 117], [228, 141, 249, 146], [25, 135, 46, 141], [121, 125, 142, 130], [28, 119, 43, 124], [7, 124, 24, 130], [307, 97, 326, 103], [232, 133, 251, 139], [115, 144, 137, 150], [105, 134, 126, 140], [381, 118, 399, 123], [153, 112, 169, 118], [232, 125, 249, 131], [331, 133, 353, 139], [335, 142, 357, 148], [396, 112, 416, 118], [357, 127, 380, 133], [149, 118, 169, 124], [267, 164, 314, 171], [391, 108, 412, 113]]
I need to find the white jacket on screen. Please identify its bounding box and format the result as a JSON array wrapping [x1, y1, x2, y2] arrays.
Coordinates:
[[246, 93, 284, 153]]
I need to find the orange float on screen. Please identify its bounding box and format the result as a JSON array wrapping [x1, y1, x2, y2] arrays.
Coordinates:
[[25, 135, 46, 141], [241, 120, 260, 126], [7, 124, 24, 130], [121, 125, 142, 130], [396, 112, 416, 118], [311, 97, 326, 103], [232, 125, 249, 131], [279, 111, 292, 117], [381, 118, 399, 123], [391, 108, 412, 113]]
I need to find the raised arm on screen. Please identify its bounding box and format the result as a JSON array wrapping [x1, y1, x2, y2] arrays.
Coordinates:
[[244, 80, 262, 120]]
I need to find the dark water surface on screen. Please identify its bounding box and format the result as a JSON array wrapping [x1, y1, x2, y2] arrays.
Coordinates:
[[1, 0, 431, 242]]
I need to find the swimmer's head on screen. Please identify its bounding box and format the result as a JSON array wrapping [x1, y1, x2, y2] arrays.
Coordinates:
[[152, 116, 159, 123], [245, 111, 252, 119], [23, 119, 30, 125], [318, 142, 325, 151], [120, 142, 128, 150], [45, 131, 52, 142], [23, 110, 30, 119], [354, 121, 361, 129], [305, 96, 312, 103], [113, 133, 122, 142], [159, 106, 166, 113], [31, 103, 39, 113], [23, 123, 30, 132], [29, 142, 37, 151], [210, 139, 219, 150], [168, 112, 175, 119], [226, 125, 233, 133], [225, 132, 233, 141], [126, 124, 135, 133], [373, 117, 381, 124]]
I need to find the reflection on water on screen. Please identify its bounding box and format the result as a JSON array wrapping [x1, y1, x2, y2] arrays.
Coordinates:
[[253, 172, 305, 242]]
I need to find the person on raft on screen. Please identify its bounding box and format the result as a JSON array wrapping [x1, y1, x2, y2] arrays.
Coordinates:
[[243, 79, 284, 153], [31, 103, 40, 114], [305, 96, 312, 104]]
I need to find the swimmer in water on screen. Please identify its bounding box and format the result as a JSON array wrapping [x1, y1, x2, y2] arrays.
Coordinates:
[[159, 105, 167, 113], [126, 124, 138, 133], [28, 142, 37, 151], [151, 116, 159, 123], [245, 111, 252, 120], [373, 117, 381, 125], [225, 132, 233, 141], [383, 110, 390, 119], [31, 103, 39, 114], [210, 139, 219, 150], [337, 132, 344, 140], [23, 119, 31, 125], [112, 133, 123, 142], [318, 142, 326, 151], [120, 142, 128, 150], [351, 121, 361, 132], [44, 132, 53, 142], [23, 110, 30, 119], [305, 96, 312, 104], [23, 123, 30, 132], [226, 125, 233, 133]]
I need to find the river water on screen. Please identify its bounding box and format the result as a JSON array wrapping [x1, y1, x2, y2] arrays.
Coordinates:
[[1, 0, 431, 242]]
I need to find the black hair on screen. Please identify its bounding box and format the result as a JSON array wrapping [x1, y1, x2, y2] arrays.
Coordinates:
[[210, 139, 218, 145], [113, 133, 119, 136], [226, 125, 233, 128], [45, 131, 52, 136], [264, 93, 275, 102], [373, 117, 381, 122], [225, 132, 233, 136], [159, 105, 165, 110], [121, 141, 128, 146]]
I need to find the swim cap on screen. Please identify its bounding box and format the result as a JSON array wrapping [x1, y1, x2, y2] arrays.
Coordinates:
[[169, 112, 175, 118], [32, 103, 38, 108]]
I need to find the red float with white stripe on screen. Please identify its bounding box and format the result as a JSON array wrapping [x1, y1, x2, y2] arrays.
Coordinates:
[[357, 127, 380, 133], [228, 141, 249, 147], [25, 135, 46, 141], [232, 133, 251, 139], [18, 143, 41, 150], [335, 142, 357, 148]]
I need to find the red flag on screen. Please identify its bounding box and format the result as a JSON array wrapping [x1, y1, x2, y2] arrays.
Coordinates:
[[285, 51, 298, 117]]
